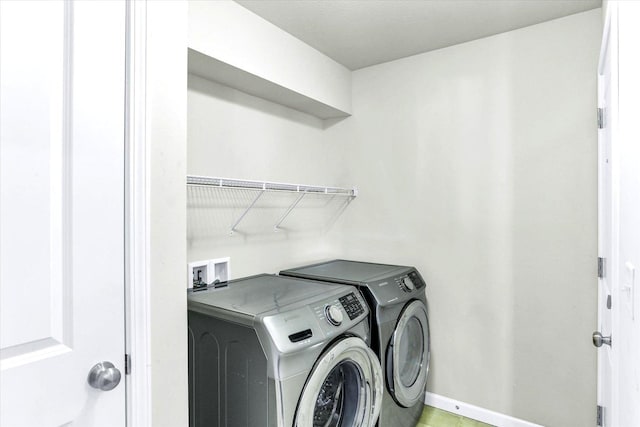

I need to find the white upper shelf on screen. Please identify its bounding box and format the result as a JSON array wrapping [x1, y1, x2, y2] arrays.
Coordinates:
[[188, 49, 351, 119], [188, 1, 352, 120]]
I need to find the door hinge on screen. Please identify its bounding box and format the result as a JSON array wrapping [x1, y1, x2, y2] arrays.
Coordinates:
[[597, 404, 604, 426], [598, 257, 606, 279], [125, 353, 131, 375], [598, 107, 606, 129]]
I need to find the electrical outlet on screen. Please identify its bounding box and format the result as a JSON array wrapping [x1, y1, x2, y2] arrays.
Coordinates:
[[188, 257, 230, 289]]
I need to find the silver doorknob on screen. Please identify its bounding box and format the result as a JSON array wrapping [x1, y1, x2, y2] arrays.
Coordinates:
[[87, 361, 121, 391], [592, 332, 612, 348]]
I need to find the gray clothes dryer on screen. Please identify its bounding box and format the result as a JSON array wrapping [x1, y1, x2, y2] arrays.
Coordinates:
[[188, 274, 384, 427], [280, 260, 430, 427]]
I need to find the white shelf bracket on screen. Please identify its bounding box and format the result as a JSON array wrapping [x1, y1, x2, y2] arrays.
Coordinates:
[[274, 192, 307, 231], [230, 189, 265, 234]]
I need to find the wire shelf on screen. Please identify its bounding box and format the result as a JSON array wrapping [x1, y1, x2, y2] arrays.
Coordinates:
[[187, 175, 357, 196], [186, 175, 357, 234]]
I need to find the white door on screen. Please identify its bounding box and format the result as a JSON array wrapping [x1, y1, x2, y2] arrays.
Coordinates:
[[596, 5, 616, 426], [615, 2, 640, 426], [0, 1, 127, 426]]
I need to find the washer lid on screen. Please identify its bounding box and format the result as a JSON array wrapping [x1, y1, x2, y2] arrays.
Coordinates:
[[281, 259, 409, 284], [188, 274, 333, 317]]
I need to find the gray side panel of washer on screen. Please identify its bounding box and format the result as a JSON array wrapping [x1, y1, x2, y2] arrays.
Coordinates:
[[188, 310, 276, 427]]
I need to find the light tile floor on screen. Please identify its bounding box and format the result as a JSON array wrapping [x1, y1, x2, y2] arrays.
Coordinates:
[[416, 406, 494, 427]]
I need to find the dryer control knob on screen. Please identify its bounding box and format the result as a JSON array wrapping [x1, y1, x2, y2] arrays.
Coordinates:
[[325, 305, 343, 326], [401, 277, 415, 292]]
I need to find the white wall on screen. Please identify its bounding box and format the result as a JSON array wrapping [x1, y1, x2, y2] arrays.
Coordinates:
[[187, 75, 349, 278], [324, 9, 601, 427], [147, 2, 188, 426]]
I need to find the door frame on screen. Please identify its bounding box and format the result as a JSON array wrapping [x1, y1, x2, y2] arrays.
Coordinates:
[[125, 0, 152, 425]]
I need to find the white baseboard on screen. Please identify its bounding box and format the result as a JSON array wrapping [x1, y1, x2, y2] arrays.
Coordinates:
[[424, 392, 543, 427]]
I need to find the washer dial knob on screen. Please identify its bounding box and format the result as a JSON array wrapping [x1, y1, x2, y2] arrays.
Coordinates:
[[401, 276, 415, 292], [325, 304, 344, 326]]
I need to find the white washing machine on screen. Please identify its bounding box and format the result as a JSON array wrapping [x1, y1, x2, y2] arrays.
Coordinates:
[[188, 274, 383, 427], [281, 260, 430, 427]]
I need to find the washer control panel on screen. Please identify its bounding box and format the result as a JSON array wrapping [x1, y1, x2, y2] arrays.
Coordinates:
[[309, 290, 368, 333], [338, 292, 365, 320], [263, 286, 368, 353], [324, 304, 344, 326]]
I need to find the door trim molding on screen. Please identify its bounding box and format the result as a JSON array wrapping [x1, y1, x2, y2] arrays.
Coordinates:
[[125, 1, 151, 425]]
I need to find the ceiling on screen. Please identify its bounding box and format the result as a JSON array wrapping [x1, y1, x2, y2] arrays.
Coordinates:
[[235, 0, 602, 70]]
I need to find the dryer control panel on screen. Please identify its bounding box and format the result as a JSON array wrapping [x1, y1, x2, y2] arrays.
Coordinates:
[[395, 271, 426, 293], [365, 268, 428, 307]]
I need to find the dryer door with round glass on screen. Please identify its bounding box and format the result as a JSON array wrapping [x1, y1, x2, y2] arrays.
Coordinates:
[[387, 300, 430, 407], [295, 336, 383, 427]]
